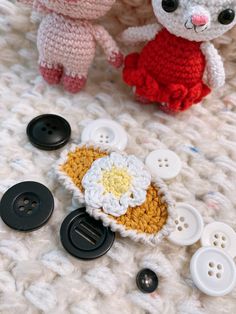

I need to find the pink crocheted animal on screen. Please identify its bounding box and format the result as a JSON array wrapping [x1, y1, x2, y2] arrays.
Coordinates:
[[19, 0, 123, 93]]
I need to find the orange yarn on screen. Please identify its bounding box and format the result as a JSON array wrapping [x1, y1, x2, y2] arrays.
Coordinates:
[[61, 146, 108, 191], [113, 184, 168, 234], [61, 146, 168, 234]]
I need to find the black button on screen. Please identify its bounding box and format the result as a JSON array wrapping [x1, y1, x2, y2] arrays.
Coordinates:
[[60, 208, 115, 260], [27, 114, 71, 150], [0, 181, 54, 231], [136, 269, 158, 293]]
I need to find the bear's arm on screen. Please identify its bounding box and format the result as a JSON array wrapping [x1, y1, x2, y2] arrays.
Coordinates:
[[120, 23, 162, 44], [201, 42, 225, 89], [92, 25, 123, 68]]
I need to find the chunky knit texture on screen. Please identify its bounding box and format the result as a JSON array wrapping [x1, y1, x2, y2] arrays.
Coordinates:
[[19, 0, 123, 93], [0, 1, 236, 313]]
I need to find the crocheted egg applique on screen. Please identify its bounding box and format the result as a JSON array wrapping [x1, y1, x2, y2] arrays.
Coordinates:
[[56, 144, 176, 245]]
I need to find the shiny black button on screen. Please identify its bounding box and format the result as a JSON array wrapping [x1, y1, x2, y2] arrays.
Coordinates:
[[0, 181, 54, 231], [27, 114, 71, 150], [60, 208, 115, 260], [136, 269, 158, 293]]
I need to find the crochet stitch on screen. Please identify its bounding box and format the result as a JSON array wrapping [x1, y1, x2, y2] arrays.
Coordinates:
[[82, 152, 151, 217], [56, 143, 176, 245], [19, 0, 123, 93], [121, 0, 236, 112]]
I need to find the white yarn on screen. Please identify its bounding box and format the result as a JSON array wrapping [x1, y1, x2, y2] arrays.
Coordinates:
[[120, 23, 161, 43], [82, 152, 151, 217], [56, 143, 176, 245], [201, 42, 226, 88], [0, 0, 235, 313]]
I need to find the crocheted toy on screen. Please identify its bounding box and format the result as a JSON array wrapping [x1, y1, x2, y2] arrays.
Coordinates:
[[56, 143, 176, 245], [121, 0, 236, 112], [19, 0, 123, 93]]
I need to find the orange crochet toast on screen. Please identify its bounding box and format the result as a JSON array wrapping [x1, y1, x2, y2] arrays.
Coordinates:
[[56, 144, 176, 244]]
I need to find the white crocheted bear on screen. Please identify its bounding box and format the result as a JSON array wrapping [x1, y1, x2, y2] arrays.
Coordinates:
[[19, 0, 123, 93], [122, 0, 236, 112]]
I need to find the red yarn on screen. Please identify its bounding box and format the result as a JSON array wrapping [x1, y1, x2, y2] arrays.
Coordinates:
[[39, 65, 63, 85], [63, 75, 86, 93], [123, 28, 211, 112]]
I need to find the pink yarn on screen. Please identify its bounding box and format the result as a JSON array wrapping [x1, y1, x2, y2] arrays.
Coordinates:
[[19, 0, 123, 93]]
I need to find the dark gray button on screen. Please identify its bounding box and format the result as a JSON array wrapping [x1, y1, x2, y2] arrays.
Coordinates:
[[60, 208, 115, 260], [0, 181, 54, 231], [136, 268, 158, 293]]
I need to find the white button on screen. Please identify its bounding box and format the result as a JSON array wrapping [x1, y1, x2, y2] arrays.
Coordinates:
[[190, 247, 236, 296], [81, 119, 128, 151], [201, 222, 236, 258], [145, 149, 181, 180], [168, 203, 204, 246]]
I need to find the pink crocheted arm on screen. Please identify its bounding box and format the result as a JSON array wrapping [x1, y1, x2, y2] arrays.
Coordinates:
[[93, 25, 123, 68]]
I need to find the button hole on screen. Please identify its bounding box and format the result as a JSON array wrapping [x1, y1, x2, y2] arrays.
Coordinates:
[[31, 201, 37, 208], [27, 209, 33, 215], [24, 198, 29, 205], [214, 234, 219, 239], [179, 217, 185, 222], [74, 227, 97, 245], [216, 273, 221, 279], [221, 244, 225, 248], [208, 271, 213, 276], [222, 236, 226, 241], [184, 223, 189, 229], [177, 226, 182, 231], [217, 264, 222, 270], [80, 221, 102, 238], [209, 262, 214, 268], [175, 220, 179, 225], [213, 241, 218, 246], [19, 206, 25, 211]]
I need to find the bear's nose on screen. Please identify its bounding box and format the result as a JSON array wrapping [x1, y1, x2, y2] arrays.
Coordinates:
[[191, 15, 209, 26]]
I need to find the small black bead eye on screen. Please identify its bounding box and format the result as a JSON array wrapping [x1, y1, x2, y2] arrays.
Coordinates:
[[218, 9, 235, 25], [162, 0, 179, 13]]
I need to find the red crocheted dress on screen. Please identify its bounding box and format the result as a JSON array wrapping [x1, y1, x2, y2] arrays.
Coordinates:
[[123, 28, 211, 112]]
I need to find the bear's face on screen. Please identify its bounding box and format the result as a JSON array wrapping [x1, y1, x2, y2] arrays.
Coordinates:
[[152, 0, 236, 41], [41, 0, 115, 19]]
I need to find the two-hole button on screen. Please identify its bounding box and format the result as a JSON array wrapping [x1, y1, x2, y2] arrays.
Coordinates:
[[60, 208, 115, 260]]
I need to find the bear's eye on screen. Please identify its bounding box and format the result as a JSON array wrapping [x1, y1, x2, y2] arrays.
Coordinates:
[[218, 9, 235, 25], [162, 0, 179, 13]]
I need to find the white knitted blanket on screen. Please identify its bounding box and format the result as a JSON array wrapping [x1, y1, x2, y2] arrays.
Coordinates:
[[0, 1, 236, 313]]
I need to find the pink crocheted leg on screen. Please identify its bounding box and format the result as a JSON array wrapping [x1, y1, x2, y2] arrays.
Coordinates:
[[62, 75, 87, 93], [39, 63, 63, 85]]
